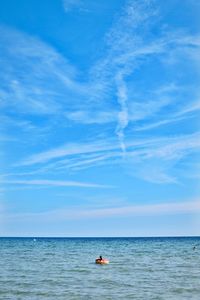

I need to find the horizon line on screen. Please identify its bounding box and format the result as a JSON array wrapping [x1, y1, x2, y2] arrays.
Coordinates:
[[0, 235, 199, 238]]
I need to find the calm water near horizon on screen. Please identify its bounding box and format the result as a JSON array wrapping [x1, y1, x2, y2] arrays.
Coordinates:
[[0, 237, 200, 299]]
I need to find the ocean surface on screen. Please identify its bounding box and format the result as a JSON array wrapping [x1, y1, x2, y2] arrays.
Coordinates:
[[0, 237, 199, 299]]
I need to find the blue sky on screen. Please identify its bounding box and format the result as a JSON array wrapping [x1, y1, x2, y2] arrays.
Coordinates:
[[0, 0, 200, 236]]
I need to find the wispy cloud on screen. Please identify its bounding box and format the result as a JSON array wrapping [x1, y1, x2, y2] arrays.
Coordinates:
[[1, 14, 199, 129], [16, 140, 118, 166], [0, 26, 85, 116], [15, 135, 164, 167], [0, 134, 17, 142], [89, 0, 158, 151], [1, 0, 199, 237], [65, 110, 117, 124], [18, 131, 200, 163], [3, 200, 200, 221], [1, 1, 200, 188], [11, 131, 200, 184], [55, 153, 118, 171], [133, 95, 200, 131], [134, 116, 189, 132], [87, 1, 200, 148], [63, 0, 84, 12], [115, 74, 129, 153], [1, 179, 112, 189]]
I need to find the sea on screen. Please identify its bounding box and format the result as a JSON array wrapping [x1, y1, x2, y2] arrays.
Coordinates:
[[0, 237, 199, 299]]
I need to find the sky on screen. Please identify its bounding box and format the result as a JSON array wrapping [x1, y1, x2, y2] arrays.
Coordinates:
[[0, 0, 200, 237]]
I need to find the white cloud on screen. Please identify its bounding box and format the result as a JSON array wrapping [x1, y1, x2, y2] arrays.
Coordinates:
[[88, 1, 200, 151], [135, 165, 178, 184], [134, 116, 188, 132], [90, 0, 158, 151], [1, 179, 112, 189], [15, 136, 163, 167], [115, 73, 129, 153], [63, 0, 83, 12], [56, 153, 117, 171], [87, 0, 200, 149], [1, 14, 199, 128], [3, 200, 200, 221], [16, 140, 118, 166], [133, 95, 200, 132], [176, 99, 200, 116], [9, 131, 200, 185], [16, 131, 200, 168], [0, 26, 85, 116], [0, 135, 17, 142], [1, 1, 200, 188], [65, 110, 117, 124], [74, 200, 200, 219]]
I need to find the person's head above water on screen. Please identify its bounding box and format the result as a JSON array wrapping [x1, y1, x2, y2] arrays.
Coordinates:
[[99, 256, 102, 260]]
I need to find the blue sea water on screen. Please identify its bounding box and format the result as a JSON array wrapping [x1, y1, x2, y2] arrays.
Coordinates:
[[0, 237, 200, 299]]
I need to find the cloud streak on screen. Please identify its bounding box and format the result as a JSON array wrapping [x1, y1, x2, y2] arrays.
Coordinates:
[[1, 179, 112, 189], [3, 200, 200, 221], [88, 1, 200, 141], [16, 131, 200, 167], [0, 26, 88, 117], [63, 0, 84, 12], [8, 130, 200, 185], [115, 74, 129, 153], [1, 1, 200, 188], [90, 0, 158, 151]]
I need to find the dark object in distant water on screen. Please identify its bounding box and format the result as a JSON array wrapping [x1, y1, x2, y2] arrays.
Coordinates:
[[193, 246, 196, 250], [95, 256, 109, 264]]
